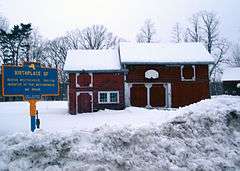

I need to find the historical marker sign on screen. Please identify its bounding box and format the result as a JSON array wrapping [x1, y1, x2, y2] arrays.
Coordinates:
[[1, 63, 59, 100], [1, 62, 59, 132]]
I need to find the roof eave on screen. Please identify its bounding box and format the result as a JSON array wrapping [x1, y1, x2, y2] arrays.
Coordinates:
[[64, 69, 127, 73], [121, 61, 215, 65], [222, 79, 240, 82]]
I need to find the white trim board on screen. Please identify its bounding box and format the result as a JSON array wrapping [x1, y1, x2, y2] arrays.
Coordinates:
[[125, 82, 171, 108], [181, 65, 196, 81]]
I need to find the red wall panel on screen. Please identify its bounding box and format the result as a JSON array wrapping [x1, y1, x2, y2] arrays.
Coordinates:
[[150, 84, 166, 107], [68, 72, 125, 114], [93, 73, 125, 111], [77, 73, 91, 87], [126, 64, 210, 108], [130, 84, 147, 107]]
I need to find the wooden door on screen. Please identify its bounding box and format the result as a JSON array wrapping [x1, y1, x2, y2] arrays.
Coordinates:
[[150, 84, 166, 107], [130, 84, 147, 107], [78, 93, 92, 113]]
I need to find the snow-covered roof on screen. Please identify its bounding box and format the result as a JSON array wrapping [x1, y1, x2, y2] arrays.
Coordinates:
[[64, 43, 214, 72], [120, 42, 214, 64], [64, 49, 121, 72], [221, 67, 240, 81]]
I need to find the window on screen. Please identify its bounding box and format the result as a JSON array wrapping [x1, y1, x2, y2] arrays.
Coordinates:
[[98, 91, 119, 104], [110, 92, 118, 103], [181, 65, 196, 81], [99, 92, 108, 103]]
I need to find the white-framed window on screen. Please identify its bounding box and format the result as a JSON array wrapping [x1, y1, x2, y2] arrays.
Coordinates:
[[181, 65, 196, 81], [98, 91, 119, 104], [99, 92, 108, 103]]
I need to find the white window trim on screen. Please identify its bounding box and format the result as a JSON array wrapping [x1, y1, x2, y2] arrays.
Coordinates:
[[181, 65, 196, 81], [98, 91, 119, 104], [98, 91, 108, 104], [76, 73, 80, 88]]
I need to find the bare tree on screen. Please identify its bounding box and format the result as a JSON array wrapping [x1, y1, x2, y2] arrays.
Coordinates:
[[66, 25, 119, 50], [26, 28, 46, 62], [199, 11, 226, 79], [66, 29, 82, 50], [43, 37, 70, 82], [46, 37, 68, 67], [200, 11, 219, 54], [186, 11, 229, 79], [209, 39, 229, 77], [187, 13, 202, 42], [78, 25, 118, 49], [136, 19, 156, 43], [182, 29, 190, 42], [171, 23, 182, 43]]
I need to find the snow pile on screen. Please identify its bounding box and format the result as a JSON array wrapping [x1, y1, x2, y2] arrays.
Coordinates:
[[0, 96, 240, 170]]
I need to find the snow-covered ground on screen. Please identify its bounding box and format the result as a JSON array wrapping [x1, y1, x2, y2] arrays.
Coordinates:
[[0, 101, 181, 136], [0, 96, 240, 170]]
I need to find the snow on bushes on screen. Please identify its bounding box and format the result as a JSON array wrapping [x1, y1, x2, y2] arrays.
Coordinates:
[[0, 96, 240, 170]]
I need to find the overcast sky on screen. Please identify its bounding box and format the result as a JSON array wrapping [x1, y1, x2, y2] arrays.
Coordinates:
[[1, 0, 240, 42]]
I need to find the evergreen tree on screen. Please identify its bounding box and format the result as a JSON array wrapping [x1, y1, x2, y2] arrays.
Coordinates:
[[0, 23, 32, 65]]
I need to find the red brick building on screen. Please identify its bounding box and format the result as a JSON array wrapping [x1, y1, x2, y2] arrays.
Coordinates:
[[64, 42, 214, 114]]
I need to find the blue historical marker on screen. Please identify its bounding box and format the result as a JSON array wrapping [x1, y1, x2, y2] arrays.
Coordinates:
[[2, 63, 59, 100], [1, 63, 59, 132]]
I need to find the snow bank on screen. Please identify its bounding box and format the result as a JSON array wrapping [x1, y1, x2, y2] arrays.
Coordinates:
[[0, 96, 240, 170]]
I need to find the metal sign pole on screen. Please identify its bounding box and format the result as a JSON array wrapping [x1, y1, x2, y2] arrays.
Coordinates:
[[29, 99, 37, 132]]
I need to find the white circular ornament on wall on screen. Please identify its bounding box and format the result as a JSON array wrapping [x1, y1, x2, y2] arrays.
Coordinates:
[[145, 70, 159, 79]]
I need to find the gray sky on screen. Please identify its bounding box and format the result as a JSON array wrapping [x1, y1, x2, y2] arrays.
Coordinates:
[[1, 0, 240, 42]]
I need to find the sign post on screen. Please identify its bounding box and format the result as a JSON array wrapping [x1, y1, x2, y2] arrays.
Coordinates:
[[29, 99, 37, 132], [1, 63, 59, 132]]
